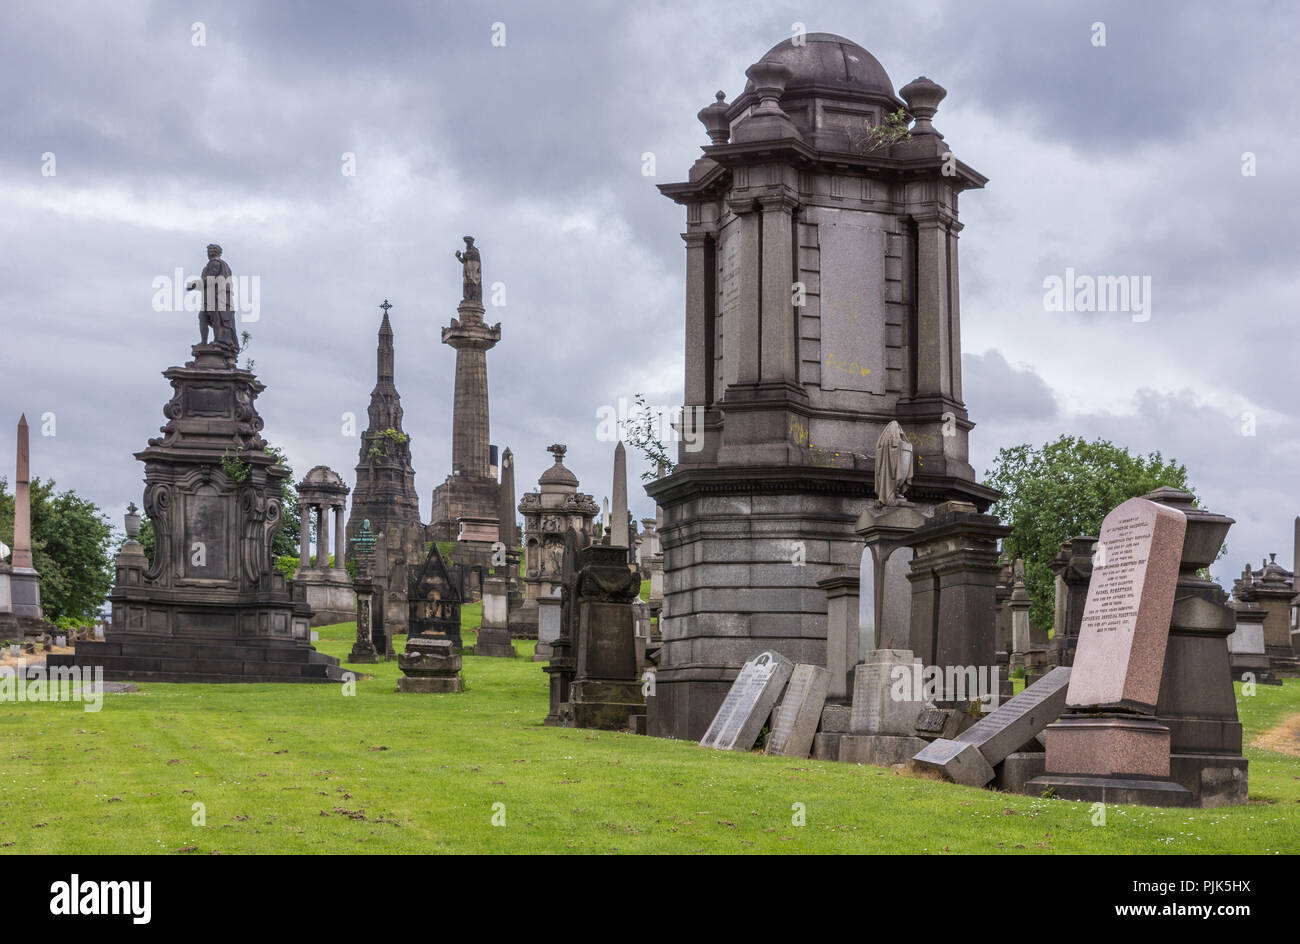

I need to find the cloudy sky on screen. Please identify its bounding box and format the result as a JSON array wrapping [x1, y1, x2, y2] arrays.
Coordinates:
[[1, 0, 1296, 586]]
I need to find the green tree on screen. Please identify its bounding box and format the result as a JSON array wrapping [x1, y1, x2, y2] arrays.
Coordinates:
[[984, 435, 1194, 630], [0, 476, 115, 623]]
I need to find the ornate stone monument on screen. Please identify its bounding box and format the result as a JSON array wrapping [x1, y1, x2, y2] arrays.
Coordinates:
[[399, 542, 465, 692], [646, 33, 998, 740], [345, 300, 424, 636], [429, 237, 503, 550], [510, 444, 598, 637], [50, 246, 346, 683], [1047, 536, 1096, 667], [294, 465, 355, 626]]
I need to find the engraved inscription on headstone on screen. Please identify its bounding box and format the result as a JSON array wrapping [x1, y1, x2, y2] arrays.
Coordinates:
[[765, 663, 828, 758], [1066, 498, 1186, 711], [700, 650, 794, 752]]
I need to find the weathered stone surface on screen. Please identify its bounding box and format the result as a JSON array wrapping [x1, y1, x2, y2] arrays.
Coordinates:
[[700, 650, 793, 751], [839, 734, 929, 767], [765, 664, 828, 757], [912, 666, 1071, 786], [1066, 498, 1186, 712], [996, 752, 1046, 795], [849, 649, 921, 735]]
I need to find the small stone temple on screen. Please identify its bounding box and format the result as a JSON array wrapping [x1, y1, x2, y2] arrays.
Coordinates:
[[294, 465, 355, 626], [50, 245, 347, 682], [510, 444, 598, 636], [429, 236, 503, 546], [346, 300, 425, 635], [646, 33, 999, 739]]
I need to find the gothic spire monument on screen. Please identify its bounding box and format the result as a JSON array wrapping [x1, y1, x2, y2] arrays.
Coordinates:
[[429, 236, 503, 544], [646, 34, 1000, 739], [345, 299, 425, 634]]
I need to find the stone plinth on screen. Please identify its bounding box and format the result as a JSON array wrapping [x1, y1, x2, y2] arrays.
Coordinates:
[[905, 502, 1010, 676], [1047, 536, 1096, 667], [474, 572, 516, 658], [1227, 604, 1275, 684], [397, 635, 464, 693], [535, 592, 561, 661], [817, 570, 860, 703], [568, 545, 644, 730]]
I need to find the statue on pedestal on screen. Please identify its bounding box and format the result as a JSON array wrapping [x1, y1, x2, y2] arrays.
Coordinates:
[[454, 236, 482, 303], [873, 420, 914, 507], [186, 243, 239, 356]]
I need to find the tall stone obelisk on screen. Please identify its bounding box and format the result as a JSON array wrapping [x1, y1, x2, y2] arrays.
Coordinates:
[[429, 236, 503, 545], [611, 442, 630, 551], [10, 414, 43, 619]]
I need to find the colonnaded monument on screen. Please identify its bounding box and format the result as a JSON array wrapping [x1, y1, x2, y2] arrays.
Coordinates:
[[646, 33, 998, 739]]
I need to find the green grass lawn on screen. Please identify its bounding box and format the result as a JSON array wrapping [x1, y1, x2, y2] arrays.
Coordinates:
[[3, 619, 1299, 854]]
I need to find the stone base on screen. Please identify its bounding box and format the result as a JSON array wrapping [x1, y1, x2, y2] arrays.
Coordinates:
[[298, 574, 356, 627], [49, 635, 349, 683], [474, 626, 517, 658], [1266, 646, 1300, 678], [397, 676, 464, 693], [839, 734, 928, 767], [1170, 753, 1249, 808], [1230, 656, 1279, 685], [1024, 774, 1194, 807], [348, 644, 378, 664], [1042, 714, 1172, 779], [570, 679, 645, 731], [812, 732, 843, 761], [996, 751, 1046, 794], [533, 642, 553, 662]]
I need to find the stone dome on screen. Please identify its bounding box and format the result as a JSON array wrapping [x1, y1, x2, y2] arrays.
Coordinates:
[[538, 445, 579, 489], [746, 33, 895, 97]]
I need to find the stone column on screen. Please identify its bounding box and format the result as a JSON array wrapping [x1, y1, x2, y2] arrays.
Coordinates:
[[913, 213, 955, 400], [333, 505, 345, 571], [731, 202, 762, 385], [1009, 575, 1031, 671], [317, 504, 330, 570], [299, 504, 312, 570], [905, 501, 1009, 677], [758, 196, 799, 384], [817, 571, 860, 702], [683, 231, 711, 408]]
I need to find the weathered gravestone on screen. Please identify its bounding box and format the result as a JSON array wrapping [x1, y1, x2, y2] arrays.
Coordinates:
[[535, 591, 561, 662], [838, 648, 930, 766], [912, 665, 1071, 787], [399, 541, 465, 693], [700, 650, 794, 752], [1028, 496, 1191, 805], [765, 663, 828, 758], [568, 544, 644, 730]]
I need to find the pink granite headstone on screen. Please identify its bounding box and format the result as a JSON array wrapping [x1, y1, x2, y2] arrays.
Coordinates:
[[1065, 497, 1187, 712]]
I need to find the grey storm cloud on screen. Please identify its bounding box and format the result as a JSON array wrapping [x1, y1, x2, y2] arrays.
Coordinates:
[[1, 0, 1296, 582]]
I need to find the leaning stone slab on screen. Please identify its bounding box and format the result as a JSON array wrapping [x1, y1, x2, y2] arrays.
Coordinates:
[[700, 650, 794, 751], [765, 664, 828, 758], [1067, 497, 1186, 712], [911, 666, 1071, 787]]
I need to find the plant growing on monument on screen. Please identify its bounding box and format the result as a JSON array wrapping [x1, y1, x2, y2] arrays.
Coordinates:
[[0, 476, 114, 623], [220, 447, 252, 484], [984, 435, 1200, 630], [367, 428, 408, 462], [853, 107, 912, 153], [240, 329, 254, 372], [624, 393, 676, 482]]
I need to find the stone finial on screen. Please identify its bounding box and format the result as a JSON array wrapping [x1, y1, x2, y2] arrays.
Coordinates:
[[733, 59, 801, 143], [698, 90, 731, 145], [124, 502, 142, 540], [899, 76, 947, 137]]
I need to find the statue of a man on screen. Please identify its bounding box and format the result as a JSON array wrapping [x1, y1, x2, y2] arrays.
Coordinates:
[[873, 420, 914, 506], [186, 244, 239, 355], [454, 236, 482, 303]]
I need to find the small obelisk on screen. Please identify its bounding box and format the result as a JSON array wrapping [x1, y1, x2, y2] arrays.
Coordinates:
[[498, 447, 517, 548], [11, 415, 43, 618], [611, 441, 630, 550]]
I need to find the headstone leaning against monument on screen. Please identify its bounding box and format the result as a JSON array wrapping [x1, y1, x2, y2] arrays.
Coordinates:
[[699, 651, 794, 752], [765, 663, 828, 758], [1028, 496, 1191, 806]]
